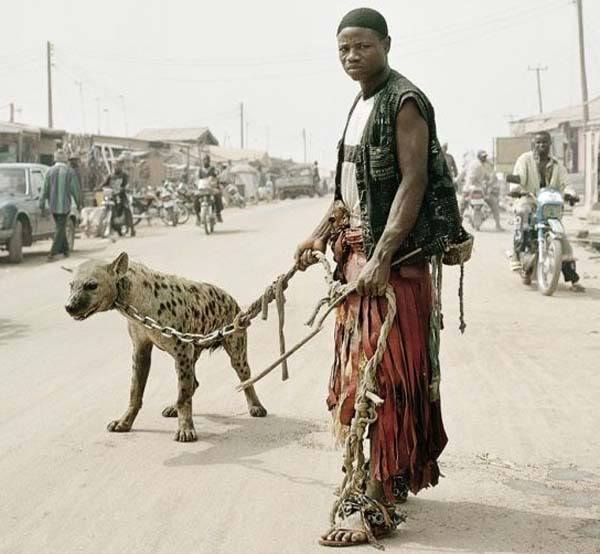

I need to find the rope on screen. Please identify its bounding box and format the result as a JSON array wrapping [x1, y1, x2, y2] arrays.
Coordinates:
[[328, 285, 399, 550]]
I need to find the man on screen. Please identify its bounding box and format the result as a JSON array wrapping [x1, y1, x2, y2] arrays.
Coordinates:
[[197, 155, 223, 222], [511, 131, 584, 291], [442, 142, 458, 180], [40, 150, 82, 261], [295, 8, 451, 547], [103, 156, 135, 237], [464, 149, 503, 230]]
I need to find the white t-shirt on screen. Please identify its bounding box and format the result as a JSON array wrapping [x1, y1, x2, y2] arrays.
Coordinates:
[[340, 94, 378, 227]]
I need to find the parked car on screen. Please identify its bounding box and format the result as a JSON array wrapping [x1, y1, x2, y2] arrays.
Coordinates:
[[0, 163, 77, 262]]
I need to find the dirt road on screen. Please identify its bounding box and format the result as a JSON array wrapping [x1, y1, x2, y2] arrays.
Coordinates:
[[1, 198, 599, 553]]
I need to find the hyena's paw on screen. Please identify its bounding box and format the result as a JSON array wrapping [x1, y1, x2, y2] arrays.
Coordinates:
[[161, 406, 178, 418], [249, 405, 267, 418], [107, 419, 132, 433], [174, 428, 197, 442]]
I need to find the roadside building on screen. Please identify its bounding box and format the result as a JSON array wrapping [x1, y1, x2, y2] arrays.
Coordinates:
[[0, 122, 65, 165]]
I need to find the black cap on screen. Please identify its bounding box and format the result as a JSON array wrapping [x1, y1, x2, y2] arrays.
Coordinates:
[[337, 8, 388, 37]]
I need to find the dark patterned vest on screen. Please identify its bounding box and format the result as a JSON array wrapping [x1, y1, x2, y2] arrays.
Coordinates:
[[334, 70, 462, 263]]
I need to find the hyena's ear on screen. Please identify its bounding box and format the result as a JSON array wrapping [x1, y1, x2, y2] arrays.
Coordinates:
[[109, 252, 129, 277]]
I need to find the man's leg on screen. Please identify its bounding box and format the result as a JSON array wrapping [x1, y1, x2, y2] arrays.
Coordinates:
[[561, 238, 585, 292], [51, 214, 68, 258], [125, 206, 136, 236], [215, 192, 223, 222], [487, 195, 503, 231]]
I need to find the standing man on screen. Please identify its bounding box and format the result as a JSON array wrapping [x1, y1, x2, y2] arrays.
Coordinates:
[[40, 149, 82, 261], [464, 149, 503, 231], [442, 142, 458, 180], [511, 131, 584, 291], [296, 8, 454, 547]]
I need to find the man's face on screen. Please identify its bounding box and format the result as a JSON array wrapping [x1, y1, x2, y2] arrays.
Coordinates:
[[533, 134, 551, 158], [203, 158, 210, 168], [478, 153, 487, 163], [337, 27, 389, 82]]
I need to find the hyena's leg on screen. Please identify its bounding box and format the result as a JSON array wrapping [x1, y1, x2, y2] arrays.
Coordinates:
[[162, 346, 201, 418], [173, 342, 198, 442], [223, 331, 267, 417], [107, 328, 153, 433]]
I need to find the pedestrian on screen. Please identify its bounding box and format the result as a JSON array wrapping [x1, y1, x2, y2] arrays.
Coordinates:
[[40, 149, 82, 261], [442, 142, 458, 180], [295, 8, 462, 548]]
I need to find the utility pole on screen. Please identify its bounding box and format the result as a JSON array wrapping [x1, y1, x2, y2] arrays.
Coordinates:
[[575, 0, 589, 127], [528, 65, 547, 114], [302, 128, 307, 163], [103, 107, 110, 135], [47, 41, 54, 128], [240, 102, 245, 149], [75, 80, 86, 134], [9, 102, 15, 123], [119, 95, 129, 136], [96, 97, 101, 134], [246, 122, 250, 149]]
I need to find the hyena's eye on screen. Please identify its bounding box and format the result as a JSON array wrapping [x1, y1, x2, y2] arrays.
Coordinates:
[[84, 281, 98, 291]]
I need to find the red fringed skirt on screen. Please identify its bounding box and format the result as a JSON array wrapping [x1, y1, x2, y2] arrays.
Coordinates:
[[327, 229, 447, 500]]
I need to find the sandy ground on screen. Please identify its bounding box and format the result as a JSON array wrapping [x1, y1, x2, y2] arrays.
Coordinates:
[[0, 197, 599, 554]]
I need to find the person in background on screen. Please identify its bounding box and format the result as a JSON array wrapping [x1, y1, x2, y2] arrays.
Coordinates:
[[511, 131, 584, 291], [40, 149, 82, 261], [442, 143, 458, 180], [464, 149, 503, 231]]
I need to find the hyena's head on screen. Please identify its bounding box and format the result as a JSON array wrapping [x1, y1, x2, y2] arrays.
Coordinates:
[[65, 252, 129, 320]]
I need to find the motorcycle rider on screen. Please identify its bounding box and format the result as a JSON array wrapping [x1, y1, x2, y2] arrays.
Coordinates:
[[197, 155, 223, 222], [510, 131, 584, 292], [102, 155, 135, 237], [463, 150, 503, 231]]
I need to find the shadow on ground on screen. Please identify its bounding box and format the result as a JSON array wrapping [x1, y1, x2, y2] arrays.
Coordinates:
[[0, 319, 29, 345], [162, 413, 334, 490], [394, 497, 598, 553]]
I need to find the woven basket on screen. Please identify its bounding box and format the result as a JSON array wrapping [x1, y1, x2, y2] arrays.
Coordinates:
[[443, 230, 474, 266]]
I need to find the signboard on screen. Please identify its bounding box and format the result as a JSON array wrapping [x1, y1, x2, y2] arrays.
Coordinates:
[[494, 136, 532, 173]]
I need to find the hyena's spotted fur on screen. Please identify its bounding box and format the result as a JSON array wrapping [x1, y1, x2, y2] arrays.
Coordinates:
[[65, 252, 266, 442]]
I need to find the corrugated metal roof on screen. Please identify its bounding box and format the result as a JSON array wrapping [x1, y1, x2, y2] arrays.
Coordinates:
[[0, 121, 65, 136], [510, 96, 600, 135], [204, 145, 269, 164], [135, 127, 212, 142]]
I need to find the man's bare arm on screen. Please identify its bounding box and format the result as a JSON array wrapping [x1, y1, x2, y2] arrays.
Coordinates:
[[371, 99, 429, 266], [294, 200, 334, 270]]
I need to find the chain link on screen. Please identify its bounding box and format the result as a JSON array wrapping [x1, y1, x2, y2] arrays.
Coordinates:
[[113, 254, 336, 348]]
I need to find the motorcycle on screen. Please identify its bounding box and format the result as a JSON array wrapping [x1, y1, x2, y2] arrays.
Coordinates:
[[99, 186, 130, 238], [132, 190, 160, 225], [196, 189, 217, 235], [509, 179, 578, 296], [463, 185, 490, 231]]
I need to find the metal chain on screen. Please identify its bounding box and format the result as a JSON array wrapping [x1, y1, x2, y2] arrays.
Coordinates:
[[113, 254, 336, 348]]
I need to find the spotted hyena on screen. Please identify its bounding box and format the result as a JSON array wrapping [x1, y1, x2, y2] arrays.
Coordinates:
[[64, 252, 266, 442]]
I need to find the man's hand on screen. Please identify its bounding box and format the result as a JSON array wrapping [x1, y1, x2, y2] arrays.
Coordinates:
[[294, 237, 326, 271], [356, 256, 391, 296]]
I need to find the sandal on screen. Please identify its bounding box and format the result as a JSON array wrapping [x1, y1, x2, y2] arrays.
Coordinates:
[[318, 525, 392, 548]]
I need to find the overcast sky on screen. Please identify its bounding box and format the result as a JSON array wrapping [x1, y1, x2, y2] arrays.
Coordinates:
[[1, 0, 599, 170]]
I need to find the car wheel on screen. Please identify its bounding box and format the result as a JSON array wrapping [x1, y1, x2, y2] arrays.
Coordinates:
[[8, 220, 24, 263], [67, 218, 76, 252]]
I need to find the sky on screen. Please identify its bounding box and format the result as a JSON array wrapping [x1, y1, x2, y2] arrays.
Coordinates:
[[1, 0, 599, 171]]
